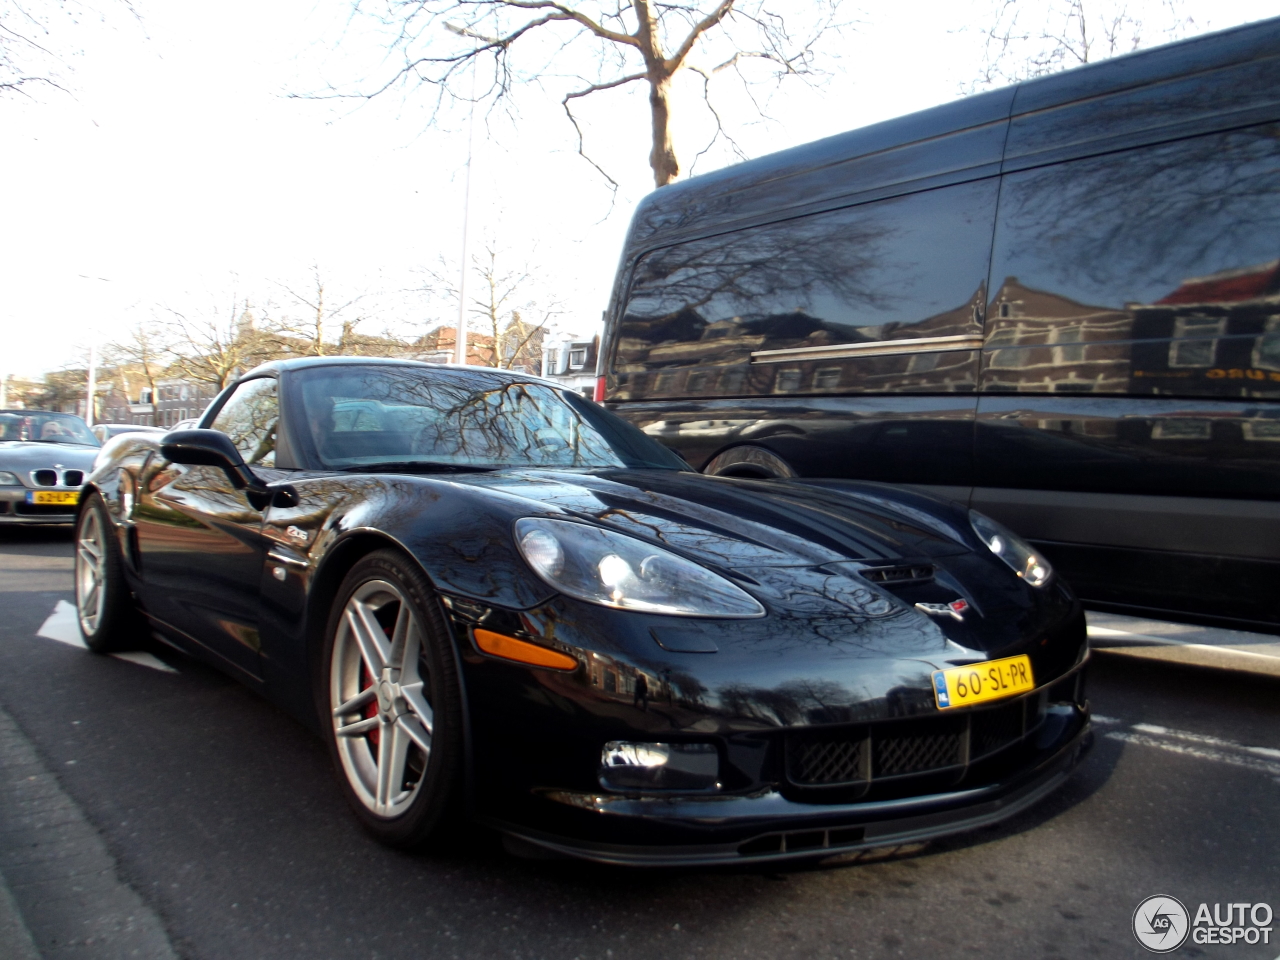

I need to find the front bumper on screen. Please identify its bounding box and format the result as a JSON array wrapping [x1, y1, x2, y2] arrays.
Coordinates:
[[494, 707, 1091, 867], [0, 487, 81, 524]]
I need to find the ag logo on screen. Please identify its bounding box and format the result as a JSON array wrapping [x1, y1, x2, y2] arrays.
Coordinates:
[[1133, 895, 1190, 953]]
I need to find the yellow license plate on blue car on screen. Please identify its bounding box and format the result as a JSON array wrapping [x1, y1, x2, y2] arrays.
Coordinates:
[[932, 655, 1034, 709], [29, 490, 79, 506]]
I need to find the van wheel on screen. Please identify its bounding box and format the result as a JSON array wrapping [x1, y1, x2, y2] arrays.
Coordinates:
[[703, 446, 797, 480]]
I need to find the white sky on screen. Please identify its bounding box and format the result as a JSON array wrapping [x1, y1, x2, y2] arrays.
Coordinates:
[[1, 0, 1275, 378]]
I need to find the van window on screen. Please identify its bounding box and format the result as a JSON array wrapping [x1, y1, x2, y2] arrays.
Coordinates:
[[983, 123, 1280, 398], [613, 178, 998, 400]]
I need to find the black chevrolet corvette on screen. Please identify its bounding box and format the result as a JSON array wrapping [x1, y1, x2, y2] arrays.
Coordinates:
[[78, 357, 1090, 865]]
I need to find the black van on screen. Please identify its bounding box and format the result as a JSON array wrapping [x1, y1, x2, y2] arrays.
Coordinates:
[[596, 17, 1280, 634]]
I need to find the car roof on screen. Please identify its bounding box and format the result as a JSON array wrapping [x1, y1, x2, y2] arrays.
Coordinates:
[[236, 356, 565, 390]]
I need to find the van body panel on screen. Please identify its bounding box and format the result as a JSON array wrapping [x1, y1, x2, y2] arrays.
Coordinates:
[[1005, 54, 1280, 171], [971, 486, 1280, 560], [984, 124, 1280, 404], [630, 125, 1007, 254], [622, 396, 978, 487], [625, 88, 1015, 252], [975, 396, 1280, 502], [614, 178, 999, 404], [1007, 16, 1280, 117], [1012, 540, 1279, 632]]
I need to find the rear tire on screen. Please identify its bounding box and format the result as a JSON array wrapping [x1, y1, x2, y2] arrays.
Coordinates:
[[74, 492, 143, 653], [321, 549, 464, 849]]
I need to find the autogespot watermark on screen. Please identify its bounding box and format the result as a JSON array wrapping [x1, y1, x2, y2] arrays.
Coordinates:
[[1132, 895, 1275, 953]]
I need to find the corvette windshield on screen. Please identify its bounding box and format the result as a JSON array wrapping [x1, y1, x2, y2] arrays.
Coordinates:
[[0, 412, 99, 446], [294, 366, 686, 471]]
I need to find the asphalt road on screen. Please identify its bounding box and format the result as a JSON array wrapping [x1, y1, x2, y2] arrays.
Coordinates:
[[1, 525, 1277, 960]]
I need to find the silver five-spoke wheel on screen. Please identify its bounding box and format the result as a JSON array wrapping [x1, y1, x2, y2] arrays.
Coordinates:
[[76, 504, 107, 636], [330, 579, 435, 818]]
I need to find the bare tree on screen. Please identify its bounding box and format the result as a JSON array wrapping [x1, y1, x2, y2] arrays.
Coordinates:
[[275, 263, 372, 357], [423, 243, 562, 369], [163, 297, 280, 392], [971, 0, 1198, 90], [334, 1, 845, 188], [470, 244, 560, 370], [35, 367, 88, 413], [1, 0, 138, 99], [104, 322, 170, 424]]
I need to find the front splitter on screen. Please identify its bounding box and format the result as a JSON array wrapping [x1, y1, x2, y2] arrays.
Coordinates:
[[491, 723, 1092, 867]]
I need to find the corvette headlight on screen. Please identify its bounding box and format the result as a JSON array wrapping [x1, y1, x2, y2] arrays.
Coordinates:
[[969, 511, 1052, 587], [515, 518, 764, 618], [0, 471, 21, 486]]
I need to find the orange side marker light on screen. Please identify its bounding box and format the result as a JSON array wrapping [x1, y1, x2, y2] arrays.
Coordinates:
[[473, 629, 578, 671]]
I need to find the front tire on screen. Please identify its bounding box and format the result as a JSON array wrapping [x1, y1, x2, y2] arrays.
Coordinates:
[[75, 492, 142, 653], [322, 550, 463, 849]]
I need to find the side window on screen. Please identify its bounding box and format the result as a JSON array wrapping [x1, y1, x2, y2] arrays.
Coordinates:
[[210, 379, 279, 467], [984, 123, 1280, 398], [612, 178, 998, 400]]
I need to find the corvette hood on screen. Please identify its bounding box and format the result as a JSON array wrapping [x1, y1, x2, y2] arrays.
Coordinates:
[[430, 468, 1046, 654], [460, 468, 975, 570]]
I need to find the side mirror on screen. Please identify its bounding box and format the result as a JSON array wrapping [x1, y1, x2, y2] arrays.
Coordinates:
[[160, 429, 271, 508]]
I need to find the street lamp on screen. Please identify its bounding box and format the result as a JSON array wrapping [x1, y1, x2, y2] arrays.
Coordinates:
[[77, 274, 111, 426], [444, 22, 486, 367]]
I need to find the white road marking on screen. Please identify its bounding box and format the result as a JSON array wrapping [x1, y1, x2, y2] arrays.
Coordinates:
[[1103, 717, 1280, 781], [37, 600, 85, 647], [36, 601, 176, 674], [1090, 714, 1121, 725], [108, 651, 178, 674], [1130, 723, 1280, 761]]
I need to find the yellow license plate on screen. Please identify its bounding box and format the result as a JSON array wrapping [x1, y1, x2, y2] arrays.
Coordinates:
[[30, 490, 79, 506], [932, 655, 1034, 710]]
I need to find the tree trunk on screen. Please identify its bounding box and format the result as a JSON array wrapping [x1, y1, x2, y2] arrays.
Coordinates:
[[634, 0, 679, 188], [648, 73, 679, 187]]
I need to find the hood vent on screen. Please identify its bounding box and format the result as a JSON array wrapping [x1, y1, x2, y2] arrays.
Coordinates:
[[860, 564, 935, 586]]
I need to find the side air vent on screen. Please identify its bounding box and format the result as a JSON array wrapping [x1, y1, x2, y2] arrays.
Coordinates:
[[861, 564, 934, 585]]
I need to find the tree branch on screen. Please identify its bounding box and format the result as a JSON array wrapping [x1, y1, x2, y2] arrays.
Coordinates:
[[668, 0, 736, 70]]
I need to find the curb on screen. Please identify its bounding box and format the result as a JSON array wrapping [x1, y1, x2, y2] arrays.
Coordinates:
[[1087, 612, 1280, 680], [0, 705, 179, 960]]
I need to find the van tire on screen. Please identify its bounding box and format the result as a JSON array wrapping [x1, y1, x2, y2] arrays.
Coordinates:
[[702, 446, 797, 480]]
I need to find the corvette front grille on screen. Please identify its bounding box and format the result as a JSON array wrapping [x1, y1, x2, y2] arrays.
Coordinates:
[[971, 700, 1028, 757], [874, 728, 964, 776], [785, 694, 1044, 792], [790, 737, 866, 785]]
